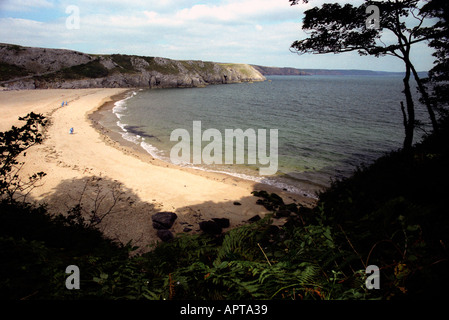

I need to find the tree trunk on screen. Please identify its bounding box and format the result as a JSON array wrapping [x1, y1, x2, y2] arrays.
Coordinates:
[[402, 63, 415, 151]]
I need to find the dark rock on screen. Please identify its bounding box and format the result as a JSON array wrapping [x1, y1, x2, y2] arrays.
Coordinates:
[[252, 190, 269, 198], [275, 210, 291, 218], [284, 203, 299, 213], [199, 220, 222, 235], [233, 201, 241, 205], [252, 191, 285, 211], [183, 227, 192, 232], [269, 193, 284, 206], [157, 229, 174, 242], [152, 211, 177, 230], [212, 218, 230, 228], [252, 190, 284, 205], [248, 215, 261, 222]]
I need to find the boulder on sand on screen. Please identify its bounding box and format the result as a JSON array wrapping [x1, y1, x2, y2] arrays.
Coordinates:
[[199, 220, 222, 235], [212, 218, 230, 229], [157, 229, 174, 242], [152, 211, 177, 230]]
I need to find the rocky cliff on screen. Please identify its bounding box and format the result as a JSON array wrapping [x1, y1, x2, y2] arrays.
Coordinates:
[[0, 43, 265, 90], [252, 65, 312, 76]]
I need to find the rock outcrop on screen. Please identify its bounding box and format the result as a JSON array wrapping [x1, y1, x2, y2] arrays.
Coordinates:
[[0, 43, 265, 90]]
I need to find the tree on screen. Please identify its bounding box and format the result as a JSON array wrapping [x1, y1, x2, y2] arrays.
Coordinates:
[[289, 0, 441, 150], [420, 0, 449, 121], [0, 113, 48, 202]]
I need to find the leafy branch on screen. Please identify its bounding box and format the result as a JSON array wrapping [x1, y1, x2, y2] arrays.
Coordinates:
[[0, 112, 48, 202]]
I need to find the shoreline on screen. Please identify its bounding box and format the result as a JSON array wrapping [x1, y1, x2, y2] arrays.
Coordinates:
[[1, 88, 316, 253], [89, 89, 317, 205]]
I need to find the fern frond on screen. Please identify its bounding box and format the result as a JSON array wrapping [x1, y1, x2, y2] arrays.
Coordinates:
[[217, 217, 271, 262]]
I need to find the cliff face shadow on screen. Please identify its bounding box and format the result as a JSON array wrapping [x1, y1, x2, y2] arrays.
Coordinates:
[[39, 175, 162, 254]]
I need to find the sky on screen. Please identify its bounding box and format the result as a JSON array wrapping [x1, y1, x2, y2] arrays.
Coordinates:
[[0, 0, 437, 72]]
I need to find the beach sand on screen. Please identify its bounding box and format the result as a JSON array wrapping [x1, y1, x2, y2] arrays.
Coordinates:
[[0, 88, 316, 253]]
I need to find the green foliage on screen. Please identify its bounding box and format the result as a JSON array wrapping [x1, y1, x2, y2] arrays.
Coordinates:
[[0, 200, 133, 299], [0, 113, 48, 201], [420, 0, 449, 116], [3, 44, 25, 52], [61, 59, 109, 79], [36, 59, 109, 82], [219, 63, 254, 77], [314, 118, 449, 298], [110, 54, 136, 73], [180, 60, 216, 75], [0, 62, 29, 81], [145, 58, 180, 75]]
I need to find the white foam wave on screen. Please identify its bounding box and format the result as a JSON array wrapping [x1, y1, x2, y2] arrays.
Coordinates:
[[116, 121, 127, 132], [112, 91, 137, 120], [112, 91, 143, 144], [140, 141, 164, 159], [112, 101, 127, 118], [121, 132, 141, 144], [170, 162, 317, 198]]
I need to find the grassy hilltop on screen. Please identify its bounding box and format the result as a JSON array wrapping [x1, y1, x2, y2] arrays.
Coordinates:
[[0, 43, 265, 90]]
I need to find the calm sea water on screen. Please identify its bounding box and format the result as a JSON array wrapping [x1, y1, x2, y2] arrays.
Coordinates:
[[101, 75, 429, 198]]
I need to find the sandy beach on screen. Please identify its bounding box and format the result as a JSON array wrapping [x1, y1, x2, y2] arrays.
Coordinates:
[[0, 88, 315, 252]]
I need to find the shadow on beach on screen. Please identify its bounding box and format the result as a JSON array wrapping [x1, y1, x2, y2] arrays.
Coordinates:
[[36, 175, 161, 254], [30, 175, 317, 254]]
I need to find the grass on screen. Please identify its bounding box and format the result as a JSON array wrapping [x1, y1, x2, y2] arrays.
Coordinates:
[[0, 62, 30, 81], [110, 54, 137, 73], [219, 63, 256, 78], [1, 44, 26, 53], [34, 59, 110, 82], [144, 58, 180, 75], [100, 54, 180, 75], [180, 60, 217, 75]]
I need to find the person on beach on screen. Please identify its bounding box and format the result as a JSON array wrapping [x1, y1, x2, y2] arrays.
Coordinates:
[[70, 127, 74, 134]]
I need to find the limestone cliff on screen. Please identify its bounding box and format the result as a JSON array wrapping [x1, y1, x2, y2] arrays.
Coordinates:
[[252, 65, 312, 76], [0, 43, 265, 90]]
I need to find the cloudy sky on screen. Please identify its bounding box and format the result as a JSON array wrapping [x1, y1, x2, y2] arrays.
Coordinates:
[[0, 0, 437, 72]]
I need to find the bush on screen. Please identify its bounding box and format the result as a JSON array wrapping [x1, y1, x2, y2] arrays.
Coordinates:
[[0, 62, 29, 81], [61, 59, 109, 79]]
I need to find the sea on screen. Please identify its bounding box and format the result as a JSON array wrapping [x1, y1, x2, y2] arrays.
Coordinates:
[[97, 75, 430, 199]]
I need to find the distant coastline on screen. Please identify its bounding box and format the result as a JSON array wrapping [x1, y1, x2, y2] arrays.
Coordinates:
[[252, 64, 428, 77]]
